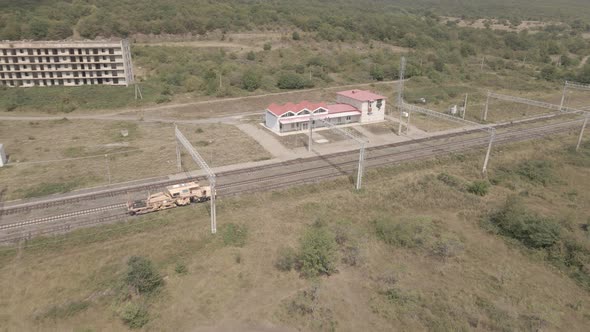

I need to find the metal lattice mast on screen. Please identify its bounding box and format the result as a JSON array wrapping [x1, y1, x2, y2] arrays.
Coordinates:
[[175, 125, 217, 234], [397, 57, 406, 135], [308, 116, 367, 190]]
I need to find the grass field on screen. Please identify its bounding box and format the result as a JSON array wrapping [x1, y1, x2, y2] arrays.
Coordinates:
[[0, 120, 271, 200], [0, 131, 589, 330]]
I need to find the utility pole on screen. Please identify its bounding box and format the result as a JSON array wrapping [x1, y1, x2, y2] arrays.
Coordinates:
[[483, 91, 491, 121], [104, 154, 111, 184], [175, 125, 217, 234], [356, 143, 365, 190], [219, 71, 223, 89], [134, 84, 143, 100], [480, 57, 485, 70], [462, 93, 468, 120], [176, 138, 182, 172], [482, 130, 495, 175], [560, 81, 567, 111], [577, 117, 588, 151], [397, 56, 406, 135], [308, 115, 313, 152]]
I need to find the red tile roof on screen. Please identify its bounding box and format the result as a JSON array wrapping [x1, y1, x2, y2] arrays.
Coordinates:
[[266, 101, 327, 116], [337, 89, 386, 101], [326, 103, 361, 114]]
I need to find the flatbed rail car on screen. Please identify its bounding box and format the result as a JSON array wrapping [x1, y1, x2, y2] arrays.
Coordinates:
[[127, 182, 212, 215]]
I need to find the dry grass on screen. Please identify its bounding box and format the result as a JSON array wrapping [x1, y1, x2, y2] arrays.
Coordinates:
[[361, 122, 397, 135], [0, 132, 589, 330], [0, 120, 271, 200]]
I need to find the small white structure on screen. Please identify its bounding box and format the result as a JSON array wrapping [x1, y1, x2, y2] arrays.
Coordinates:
[[335, 90, 386, 124], [264, 89, 386, 134], [0, 144, 6, 167], [449, 105, 458, 115]]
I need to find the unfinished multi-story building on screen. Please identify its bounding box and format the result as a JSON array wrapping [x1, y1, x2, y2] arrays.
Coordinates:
[[0, 39, 134, 87]]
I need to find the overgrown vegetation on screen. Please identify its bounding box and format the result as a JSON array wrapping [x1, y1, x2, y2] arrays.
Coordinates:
[[220, 223, 248, 247], [486, 196, 590, 289]]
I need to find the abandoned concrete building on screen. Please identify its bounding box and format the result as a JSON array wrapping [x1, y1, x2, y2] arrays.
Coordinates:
[[264, 89, 386, 134], [0, 39, 134, 87]]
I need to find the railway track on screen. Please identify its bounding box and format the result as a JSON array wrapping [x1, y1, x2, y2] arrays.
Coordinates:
[[0, 117, 582, 244], [0, 113, 577, 217]]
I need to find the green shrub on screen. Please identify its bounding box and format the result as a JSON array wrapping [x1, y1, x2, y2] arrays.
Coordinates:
[[175, 263, 188, 275], [263, 42, 272, 51], [516, 160, 553, 185], [373, 217, 432, 249], [221, 223, 248, 247], [246, 51, 256, 61], [120, 302, 149, 329], [125, 256, 163, 294], [299, 226, 337, 278], [275, 247, 298, 271], [241, 69, 262, 91], [467, 180, 490, 196], [277, 72, 312, 89], [292, 31, 301, 40], [37, 301, 89, 321], [489, 196, 560, 248], [437, 172, 462, 188]]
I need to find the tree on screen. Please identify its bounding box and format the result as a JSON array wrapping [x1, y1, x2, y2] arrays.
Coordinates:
[[299, 227, 337, 278], [292, 31, 301, 40], [540, 65, 558, 81], [277, 72, 311, 89], [125, 256, 163, 294], [246, 51, 256, 61], [370, 66, 384, 81], [241, 69, 262, 91], [263, 42, 272, 51]]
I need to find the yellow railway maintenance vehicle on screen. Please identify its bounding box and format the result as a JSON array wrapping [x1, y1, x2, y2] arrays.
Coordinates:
[[127, 182, 213, 215]]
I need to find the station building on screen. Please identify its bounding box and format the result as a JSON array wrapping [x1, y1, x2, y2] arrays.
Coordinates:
[[264, 89, 386, 134], [0, 39, 134, 87]]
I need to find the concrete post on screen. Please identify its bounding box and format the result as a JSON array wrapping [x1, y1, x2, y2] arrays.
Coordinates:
[[356, 144, 365, 190], [462, 93, 468, 120], [210, 183, 217, 234], [576, 117, 588, 151], [308, 116, 313, 152], [176, 139, 182, 171], [483, 91, 490, 121], [482, 131, 495, 175], [560, 81, 567, 111]]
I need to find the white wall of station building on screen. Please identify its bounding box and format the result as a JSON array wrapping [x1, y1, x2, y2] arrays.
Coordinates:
[[0, 39, 134, 87], [335, 94, 386, 124]]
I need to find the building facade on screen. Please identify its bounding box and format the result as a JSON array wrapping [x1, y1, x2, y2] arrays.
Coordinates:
[[0, 39, 134, 87], [264, 90, 386, 134]]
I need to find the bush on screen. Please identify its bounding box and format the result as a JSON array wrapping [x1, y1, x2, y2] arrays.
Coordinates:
[[263, 42, 272, 51], [373, 217, 432, 249], [275, 247, 298, 271], [437, 172, 462, 188], [175, 263, 188, 275], [489, 196, 560, 249], [277, 72, 312, 89], [241, 69, 262, 91], [120, 302, 149, 329], [299, 226, 337, 278], [292, 31, 301, 40], [467, 180, 490, 196], [246, 51, 256, 61], [125, 256, 163, 294], [221, 223, 248, 247], [516, 160, 553, 185]]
